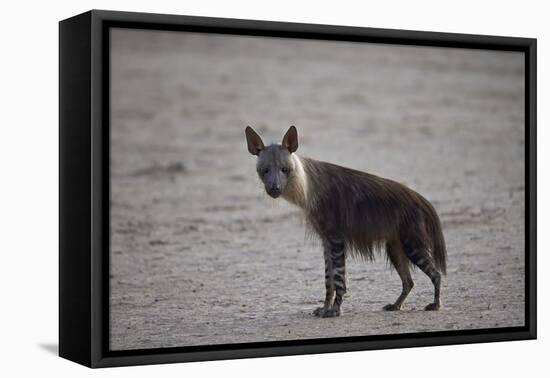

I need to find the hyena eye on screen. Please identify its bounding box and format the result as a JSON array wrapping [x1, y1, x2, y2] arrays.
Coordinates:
[[261, 167, 270, 175], [281, 167, 289, 174]]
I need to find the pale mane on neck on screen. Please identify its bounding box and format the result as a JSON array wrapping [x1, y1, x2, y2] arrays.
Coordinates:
[[282, 154, 309, 209]]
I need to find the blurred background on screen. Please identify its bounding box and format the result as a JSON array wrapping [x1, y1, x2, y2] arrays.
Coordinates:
[[109, 28, 525, 350]]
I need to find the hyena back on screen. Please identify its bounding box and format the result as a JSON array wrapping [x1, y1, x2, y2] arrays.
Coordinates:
[[245, 126, 447, 317]]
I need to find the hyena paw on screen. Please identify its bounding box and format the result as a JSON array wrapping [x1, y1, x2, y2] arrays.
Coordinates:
[[312, 307, 326, 317], [320, 308, 340, 318], [383, 303, 402, 311], [313, 307, 340, 317], [424, 303, 441, 311]]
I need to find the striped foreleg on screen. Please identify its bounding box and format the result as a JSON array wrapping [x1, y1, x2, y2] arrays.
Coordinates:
[[313, 237, 346, 318]]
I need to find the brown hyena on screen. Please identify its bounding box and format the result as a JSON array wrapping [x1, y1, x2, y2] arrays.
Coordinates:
[[245, 126, 447, 318]]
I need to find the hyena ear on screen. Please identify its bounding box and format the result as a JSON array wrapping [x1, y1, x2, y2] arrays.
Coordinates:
[[245, 126, 265, 156], [282, 125, 298, 153]]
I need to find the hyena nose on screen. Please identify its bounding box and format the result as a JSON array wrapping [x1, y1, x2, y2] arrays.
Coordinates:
[[267, 184, 281, 198]]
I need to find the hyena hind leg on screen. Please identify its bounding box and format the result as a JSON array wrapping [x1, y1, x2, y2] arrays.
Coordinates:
[[383, 242, 414, 311], [405, 247, 442, 311]]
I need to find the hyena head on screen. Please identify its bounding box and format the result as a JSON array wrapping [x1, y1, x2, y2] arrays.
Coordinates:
[[245, 126, 299, 199]]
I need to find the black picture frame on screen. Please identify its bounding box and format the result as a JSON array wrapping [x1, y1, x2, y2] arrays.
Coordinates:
[[59, 9, 537, 368]]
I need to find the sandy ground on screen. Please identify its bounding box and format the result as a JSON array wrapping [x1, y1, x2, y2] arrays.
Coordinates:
[[109, 28, 525, 351]]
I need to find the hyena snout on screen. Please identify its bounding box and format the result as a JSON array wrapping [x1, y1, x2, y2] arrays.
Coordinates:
[[263, 171, 286, 198], [266, 183, 282, 198]]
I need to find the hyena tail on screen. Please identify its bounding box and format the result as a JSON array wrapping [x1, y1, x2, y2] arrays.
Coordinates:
[[423, 200, 447, 275]]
